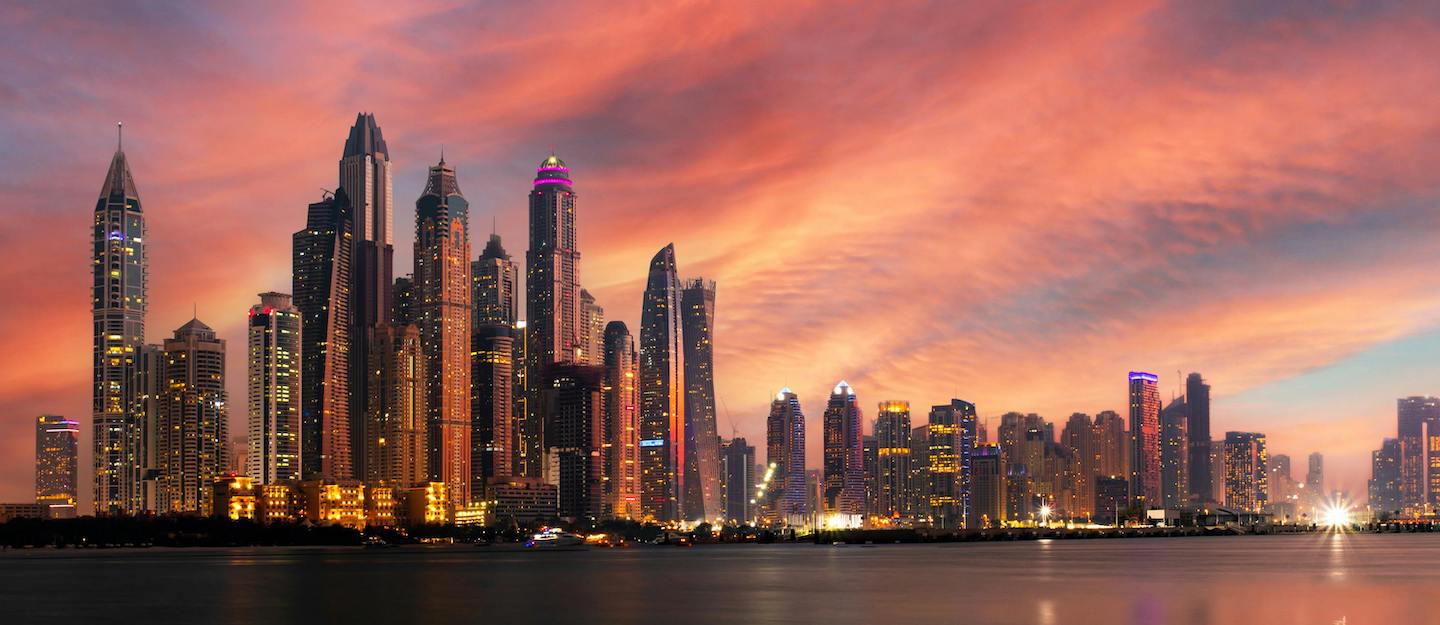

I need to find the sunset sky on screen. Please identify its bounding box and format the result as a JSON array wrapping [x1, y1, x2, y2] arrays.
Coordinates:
[[2, 0, 1439, 508]]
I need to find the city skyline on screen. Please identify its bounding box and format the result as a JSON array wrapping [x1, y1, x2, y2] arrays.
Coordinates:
[[6, 2, 1440, 507]]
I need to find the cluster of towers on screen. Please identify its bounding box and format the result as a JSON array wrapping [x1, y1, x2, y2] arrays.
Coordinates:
[[87, 115, 729, 525], [1367, 396, 1440, 518]]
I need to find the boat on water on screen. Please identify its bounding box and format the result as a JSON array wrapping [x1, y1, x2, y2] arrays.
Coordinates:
[[525, 528, 585, 548]]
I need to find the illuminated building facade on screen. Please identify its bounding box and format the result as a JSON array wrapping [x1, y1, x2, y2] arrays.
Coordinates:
[[873, 401, 912, 520], [927, 400, 976, 529], [971, 444, 1005, 528], [365, 323, 427, 488], [1222, 431, 1269, 513], [1159, 396, 1188, 509], [765, 388, 807, 525], [639, 244, 685, 522], [156, 319, 228, 514], [681, 279, 722, 522], [721, 437, 755, 524], [415, 158, 472, 504], [1061, 413, 1098, 519], [1094, 410, 1127, 479], [822, 381, 865, 521], [293, 188, 353, 479], [909, 425, 929, 519], [1095, 475, 1128, 524], [603, 321, 641, 519], [471, 324, 513, 499], [543, 364, 606, 522], [1185, 373, 1212, 504], [523, 154, 581, 479], [36, 415, 79, 510], [1369, 438, 1402, 515], [579, 288, 605, 365], [212, 476, 257, 521], [488, 478, 559, 524], [1396, 396, 1440, 511], [300, 479, 367, 529], [1128, 372, 1161, 507], [92, 128, 147, 515], [247, 292, 302, 484], [400, 482, 450, 526], [471, 232, 517, 327]]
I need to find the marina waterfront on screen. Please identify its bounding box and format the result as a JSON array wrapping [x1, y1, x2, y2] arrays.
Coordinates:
[[3, 533, 1437, 624]]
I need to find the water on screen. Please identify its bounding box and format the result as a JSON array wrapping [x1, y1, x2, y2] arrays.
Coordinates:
[[2, 533, 1435, 624]]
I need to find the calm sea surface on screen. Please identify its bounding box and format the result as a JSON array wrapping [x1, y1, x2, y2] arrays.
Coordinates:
[[3, 533, 1436, 624]]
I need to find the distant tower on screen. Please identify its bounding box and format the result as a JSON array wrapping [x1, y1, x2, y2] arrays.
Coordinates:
[[603, 321, 641, 520], [1159, 396, 1188, 509], [36, 415, 80, 510], [765, 388, 807, 525], [928, 400, 976, 529], [471, 323, 514, 499], [1128, 372, 1161, 507], [92, 125, 147, 515], [1396, 397, 1440, 510], [681, 278, 722, 522], [721, 438, 756, 524], [472, 233, 518, 328], [1223, 432, 1269, 512], [873, 401, 913, 520], [247, 292, 302, 484], [1062, 413, 1098, 519], [822, 381, 865, 522], [1185, 373, 1212, 504], [639, 244, 685, 522], [292, 188, 354, 479], [156, 318, 228, 514], [579, 289, 605, 365], [341, 113, 394, 484], [1306, 452, 1324, 495], [523, 153, 582, 479], [414, 157, 472, 503]]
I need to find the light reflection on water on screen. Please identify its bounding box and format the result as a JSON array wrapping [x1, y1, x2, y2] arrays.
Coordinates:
[[3, 533, 1439, 624]]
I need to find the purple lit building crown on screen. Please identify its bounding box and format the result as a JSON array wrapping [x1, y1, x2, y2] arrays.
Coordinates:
[[534, 154, 572, 187]]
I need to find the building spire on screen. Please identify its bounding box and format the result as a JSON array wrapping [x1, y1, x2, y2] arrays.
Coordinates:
[[439, 144, 445, 165], [117, 122, 123, 151]]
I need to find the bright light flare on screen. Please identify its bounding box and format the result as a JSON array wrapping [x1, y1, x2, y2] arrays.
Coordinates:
[[1321, 504, 1350, 529]]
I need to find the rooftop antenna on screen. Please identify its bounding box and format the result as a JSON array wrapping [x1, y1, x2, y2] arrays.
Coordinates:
[[439, 144, 445, 164], [192, 302, 197, 320], [117, 122, 123, 150], [492, 215, 497, 236]]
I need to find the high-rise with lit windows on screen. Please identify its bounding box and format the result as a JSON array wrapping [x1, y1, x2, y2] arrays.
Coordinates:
[[36, 415, 79, 510], [1185, 373, 1212, 504], [1128, 372, 1161, 507], [639, 244, 685, 522], [156, 318, 228, 514], [365, 323, 427, 488], [471, 323, 513, 498], [765, 388, 807, 525], [873, 401, 912, 521], [681, 278, 722, 521], [92, 126, 147, 515], [928, 399, 976, 529], [1159, 396, 1188, 509], [293, 188, 353, 480], [523, 154, 581, 479], [603, 321, 640, 520], [1223, 431, 1268, 513], [822, 381, 865, 522], [472, 232, 518, 328], [247, 292, 302, 484]]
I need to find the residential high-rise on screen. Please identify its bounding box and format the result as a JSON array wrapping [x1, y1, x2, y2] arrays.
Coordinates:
[[364, 323, 427, 488], [1062, 413, 1098, 519], [36, 415, 79, 509], [1396, 396, 1440, 510], [971, 444, 1004, 528], [579, 289, 605, 366], [928, 400, 976, 529], [92, 127, 147, 515], [681, 279, 723, 522], [639, 244, 685, 522], [1369, 438, 1401, 516], [822, 381, 865, 523], [1185, 373, 1212, 504], [543, 364, 606, 522], [721, 438, 756, 524], [602, 321, 640, 520], [247, 292, 302, 484], [1159, 396, 1188, 509], [1223, 431, 1268, 513], [135, 344, 163, 510], [1306, 452, 1324, 497], [156, 318, 228, 514], [862, 436, 878, 520], [341, 113, 394, 484], [1094, 410, 1127, 479], [472, 233, 518, 328], [1128, 372, 1161, 507], [873, 401, 912, 521], [471, 324, 514, 499], [512, 320, 536, 477], [764, 388, 807, 526], [414, 158, 473, 504], [523, 154, 582, 479], [293, 188, 354, 479], [909, 425, 930, 521]]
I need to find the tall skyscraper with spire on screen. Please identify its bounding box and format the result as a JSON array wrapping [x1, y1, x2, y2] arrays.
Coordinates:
[[247, 292, 302, 484], [93, 124, 147, 515], [472, 232, 518, 328], [822, 381, 866, 523], [293, 188, 354, 479], [415, 157, 473, 503], [1128, 371, 1161, 507], [341, 113, 393, 481], [639, 244, 685, 522], [681, 278, 722, 521]]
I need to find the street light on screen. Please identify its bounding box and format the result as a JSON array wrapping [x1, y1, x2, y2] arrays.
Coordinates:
[[1039, 504, 1052, 527]]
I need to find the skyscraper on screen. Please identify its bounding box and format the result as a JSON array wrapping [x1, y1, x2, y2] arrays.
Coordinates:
[[928, 400, 976, 529], [1159, 396, 1188, 509], [472, 232, 518, 328], [579, 288, 605, 366], [92, 126, 147, 515], [36, 415, 79, 510], [1185, 373, 1212, 504], [764, 388, 807, 526], [909, 425, 930, 521], [1306, 452, 1324, 496], [873, 401, 912, 521], [156, 318, 228, 514], [1369, 438, 1401, 515], [246, 292, 302, 484], [681, 278, 722, 522], [1223, 431, 1268, 513], [603, 321, 641, 520], [639, 244, 685, 522], [971, 444, 1005, 528], [822, 381, 865, 523], [341, 113, 394, 485], [543, 364, 606, 522], [1094, 410, 1127, 479], [364, 323, 427, 488], [523, 154, 581, 479], [414, 158, 473, 504], [721, 438, 756, 524], [1062, 413, 1098, 519], [293, 189, 353, 479], [1396, 396, 1440, 510], [471, 324, 514, 499], [1128, 372, 1161, 507]]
